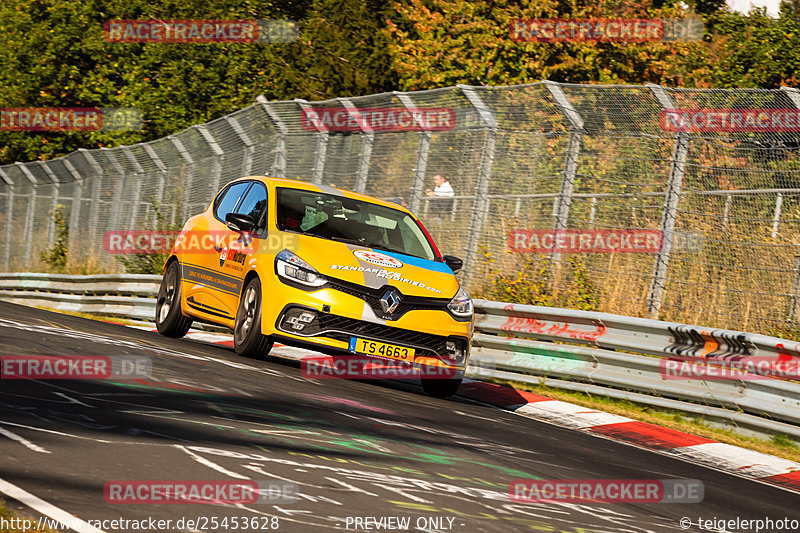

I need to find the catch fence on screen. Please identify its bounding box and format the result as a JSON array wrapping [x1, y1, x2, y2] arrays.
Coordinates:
[[2, 81, 800, 333]]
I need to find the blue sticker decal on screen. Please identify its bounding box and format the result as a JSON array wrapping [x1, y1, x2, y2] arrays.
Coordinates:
[[348, 337, 357, 352], [378, 250, 453, 274]]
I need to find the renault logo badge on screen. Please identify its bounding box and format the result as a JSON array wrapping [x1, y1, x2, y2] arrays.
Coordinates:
[[380, 290, 400, 314]]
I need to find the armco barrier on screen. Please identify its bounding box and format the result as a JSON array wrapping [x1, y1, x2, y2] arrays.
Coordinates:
[[1, 274, 799, 440], [0, 272, 161, 322]]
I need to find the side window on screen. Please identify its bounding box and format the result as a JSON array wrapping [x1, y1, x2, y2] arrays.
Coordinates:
[[214, 181, 251, 222], [236, 183, 268, 235]]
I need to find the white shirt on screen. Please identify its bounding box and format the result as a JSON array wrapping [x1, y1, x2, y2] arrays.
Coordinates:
[[433, 181, 454, 197]]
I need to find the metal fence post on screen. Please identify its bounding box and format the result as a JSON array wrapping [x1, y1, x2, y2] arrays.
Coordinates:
[[256, 96, 287, 178], [459, 85, 498, 287], [78, 150, 104, 260], [772, 193, 783, 239], [15, 163, 38, 267], [225, 115, 255, 177], [196, 124, 224, 194], [143, 144, 168, 213], [397, 92, 431, 213], [121, 147, 144, 230], [169, 136, 194, 222], [340, 98, 373, 193], [543, 81, 584, 231], [62, 159, 85, 263], [101, 149, 125, 232], [36, 161, 60, 246], [646, 83, 688, 319], [0, 169, 14, 271], [295, 99, 329, 184]]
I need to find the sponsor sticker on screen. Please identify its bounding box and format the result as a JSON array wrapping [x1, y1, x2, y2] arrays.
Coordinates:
[[329, 265, 441, 294], [353, 250, 403, 268]]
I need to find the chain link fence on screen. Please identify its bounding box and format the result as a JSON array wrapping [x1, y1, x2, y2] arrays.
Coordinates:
[[2, 82, 800, 334]]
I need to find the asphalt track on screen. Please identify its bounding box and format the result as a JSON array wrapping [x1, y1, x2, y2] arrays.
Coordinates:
[[1, 301, 799, 533]]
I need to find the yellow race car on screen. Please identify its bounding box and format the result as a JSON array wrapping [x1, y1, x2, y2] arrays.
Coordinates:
[[155, 176, 473, 397]]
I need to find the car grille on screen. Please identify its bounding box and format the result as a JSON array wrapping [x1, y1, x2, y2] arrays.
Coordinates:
[[326, 276, 449, 321], [278, 307, 467, 357]]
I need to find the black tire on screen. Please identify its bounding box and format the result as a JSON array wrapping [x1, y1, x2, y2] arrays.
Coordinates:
[[421, 377, 463, 398], [234, 277, 273, 358], [156, 261, 193, 338]]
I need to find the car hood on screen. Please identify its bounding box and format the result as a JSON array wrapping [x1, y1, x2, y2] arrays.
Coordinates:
[[289, 233, 459, 299]]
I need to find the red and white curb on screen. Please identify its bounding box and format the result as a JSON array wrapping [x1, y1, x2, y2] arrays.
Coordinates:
[[457, 381, 800, 494], [127, 323, 800, 495]]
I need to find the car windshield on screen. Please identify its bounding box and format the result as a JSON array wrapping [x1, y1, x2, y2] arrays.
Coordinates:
[[276, 187, 437, 261]]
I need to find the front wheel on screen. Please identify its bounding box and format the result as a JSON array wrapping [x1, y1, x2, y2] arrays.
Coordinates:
[[234, 277, 273, 358], [156, 261, 192, 338], [421, 378, 462, 398]]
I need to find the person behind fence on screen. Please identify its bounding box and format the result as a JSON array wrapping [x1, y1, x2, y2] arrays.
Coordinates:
[[425, 174, 454, 217]]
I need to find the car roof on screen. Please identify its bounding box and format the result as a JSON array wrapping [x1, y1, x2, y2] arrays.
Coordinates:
[[231, 175, 412, 213]]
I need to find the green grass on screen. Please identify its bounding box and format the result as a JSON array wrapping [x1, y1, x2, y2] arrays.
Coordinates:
[[0, 500, 57, 533]]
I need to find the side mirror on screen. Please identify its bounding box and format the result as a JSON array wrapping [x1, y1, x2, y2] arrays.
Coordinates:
[[225, 212, 255, 233], [442, 255, 463, 274]]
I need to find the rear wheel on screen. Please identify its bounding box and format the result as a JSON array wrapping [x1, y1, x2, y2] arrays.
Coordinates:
[[234, 277, 273, 358], [156, 261, 193, 338], [421, 377, 463, 398]]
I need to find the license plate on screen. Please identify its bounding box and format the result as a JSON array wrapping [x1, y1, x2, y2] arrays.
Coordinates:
[[348, 337, 415, 362]]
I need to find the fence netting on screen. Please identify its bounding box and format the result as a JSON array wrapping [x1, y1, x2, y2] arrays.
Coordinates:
[[2, 81, 799, 334]]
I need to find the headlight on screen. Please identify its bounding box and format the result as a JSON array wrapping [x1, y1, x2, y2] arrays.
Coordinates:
[[447, 287, 473, 317], [276, 249, 326, 287]]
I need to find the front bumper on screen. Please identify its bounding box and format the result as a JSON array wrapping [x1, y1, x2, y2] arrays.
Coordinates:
[[275, 304, 471, 368]]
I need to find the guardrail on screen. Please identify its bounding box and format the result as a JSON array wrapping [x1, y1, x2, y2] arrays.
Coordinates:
[[0, 272, 161, 322], [1, 273, 799, 441]]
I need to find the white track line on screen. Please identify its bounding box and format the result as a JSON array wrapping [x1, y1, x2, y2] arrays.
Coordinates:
[[0, 477, 106, 533], [176, 444, 250, 479], [0, 426, 50, 453]]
